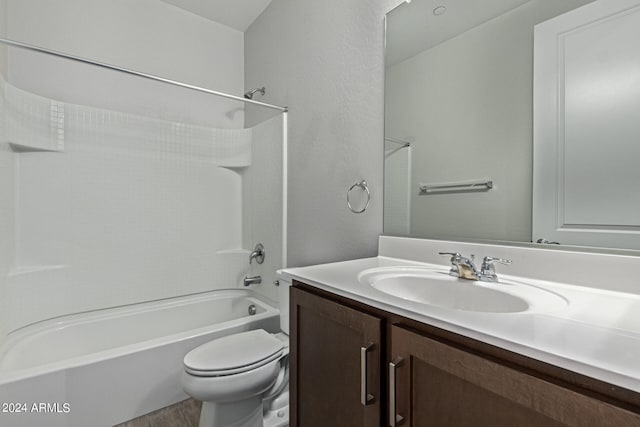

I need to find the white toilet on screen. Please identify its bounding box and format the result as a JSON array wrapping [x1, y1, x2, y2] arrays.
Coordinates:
[[182, 280, 290, 427]]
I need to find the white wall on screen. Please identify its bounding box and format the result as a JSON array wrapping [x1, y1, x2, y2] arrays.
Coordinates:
[[0, 0, 14, 345], [385, 0, 593, 242], [7, 0, 245, 129], [245, 0, 404, 267], [1, 0, 258, 332], [7, 0, 243, 92]]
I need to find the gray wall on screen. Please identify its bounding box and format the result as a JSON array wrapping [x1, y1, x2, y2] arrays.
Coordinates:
[[245, 0, 403, 267], [385, 0, 593, 243], [0, 0, 13, 346], [0, 0, 6, 76], [386, 2, 537, 242]]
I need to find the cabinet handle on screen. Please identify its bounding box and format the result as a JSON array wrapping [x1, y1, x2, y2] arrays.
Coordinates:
[[389, 357, 404, 427], [360, 342, 375, 406]]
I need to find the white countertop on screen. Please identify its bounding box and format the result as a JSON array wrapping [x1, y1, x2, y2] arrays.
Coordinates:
[[280, 255, 640, 394]]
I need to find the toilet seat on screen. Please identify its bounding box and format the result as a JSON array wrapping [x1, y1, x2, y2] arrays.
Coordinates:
[[184, 329, 284, 377]]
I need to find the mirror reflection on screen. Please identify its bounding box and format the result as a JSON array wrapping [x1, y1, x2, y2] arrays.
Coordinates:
[[384, 0, 640, 251]]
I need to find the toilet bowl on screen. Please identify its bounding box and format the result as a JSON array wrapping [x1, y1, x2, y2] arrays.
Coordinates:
[[182, 279, 290, 427]]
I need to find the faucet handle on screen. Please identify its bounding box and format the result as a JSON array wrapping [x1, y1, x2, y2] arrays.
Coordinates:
[[438, 252, 461, 262], [482, 256, 512, 265], [480, 256, 512, 280], [249, 243, 265, 264], [439, 252, 462, 277]]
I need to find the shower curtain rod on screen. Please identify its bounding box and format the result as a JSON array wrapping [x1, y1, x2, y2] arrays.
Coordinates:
[[0, 37, 288, 113], [385, 137, 411, 147]]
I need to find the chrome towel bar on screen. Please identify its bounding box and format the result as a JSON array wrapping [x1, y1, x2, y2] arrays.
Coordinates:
[[419, 179, 493, 195]]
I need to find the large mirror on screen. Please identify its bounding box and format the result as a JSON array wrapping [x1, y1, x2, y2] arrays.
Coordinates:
[[384, 0, 640, 252]]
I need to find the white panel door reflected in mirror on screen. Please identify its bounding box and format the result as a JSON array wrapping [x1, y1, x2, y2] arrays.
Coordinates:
[[384, 0, 640, 252]]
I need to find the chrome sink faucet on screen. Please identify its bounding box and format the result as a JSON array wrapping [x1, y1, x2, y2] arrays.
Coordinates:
[[439, 252, 480, 280], [439, 252, 511, 282]]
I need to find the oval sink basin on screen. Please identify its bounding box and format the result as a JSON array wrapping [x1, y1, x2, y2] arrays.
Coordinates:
[[358, 267, 567, 314]]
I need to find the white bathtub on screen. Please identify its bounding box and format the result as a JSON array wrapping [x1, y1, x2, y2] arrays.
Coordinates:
[[0, 289, 280, 427]]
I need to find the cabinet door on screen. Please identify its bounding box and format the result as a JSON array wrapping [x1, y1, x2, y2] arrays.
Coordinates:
[[291, 287, 383, 427], [389, 325, 640, 427]]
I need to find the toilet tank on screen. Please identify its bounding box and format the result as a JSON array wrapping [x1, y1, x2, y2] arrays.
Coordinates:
[[277, 278, 291, 334]]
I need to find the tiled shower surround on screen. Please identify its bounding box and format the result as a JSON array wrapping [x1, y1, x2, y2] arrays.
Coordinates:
[[0, 74, 282, 335], [3, 73, 252, 163]]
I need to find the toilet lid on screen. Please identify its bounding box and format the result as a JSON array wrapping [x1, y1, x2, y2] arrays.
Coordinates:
[[184, 329, 284, 376]]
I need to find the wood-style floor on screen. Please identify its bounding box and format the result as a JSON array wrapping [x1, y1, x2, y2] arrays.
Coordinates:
[[113, 398, 201, 427]]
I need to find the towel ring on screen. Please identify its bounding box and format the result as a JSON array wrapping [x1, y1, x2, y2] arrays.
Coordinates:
[[347, 180, 370, 214]]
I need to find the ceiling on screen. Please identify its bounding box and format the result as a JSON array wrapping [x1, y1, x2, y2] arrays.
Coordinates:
[[160, 0, 273, 32], [386, 0, 533, 66]]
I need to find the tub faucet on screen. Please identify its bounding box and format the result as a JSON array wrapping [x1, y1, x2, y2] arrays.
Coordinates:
[[244, 276, 262, 286], [439, 252, 511, 282], [249, 243, 265, 264]]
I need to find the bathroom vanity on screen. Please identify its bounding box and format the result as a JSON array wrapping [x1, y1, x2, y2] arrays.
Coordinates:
[[283, 237, 640, 426]]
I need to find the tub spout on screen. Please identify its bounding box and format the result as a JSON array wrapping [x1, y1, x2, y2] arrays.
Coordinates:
[[243, 276, 262, 286]]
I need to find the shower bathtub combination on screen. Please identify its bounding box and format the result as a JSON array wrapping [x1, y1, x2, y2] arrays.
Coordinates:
[[0, 290, 280, 427], [0, 33, 288, 427]]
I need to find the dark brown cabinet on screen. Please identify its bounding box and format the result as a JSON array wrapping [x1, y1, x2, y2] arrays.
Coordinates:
[[291, 281, 640, 427], [290, 286, 383, 427], [390, 325, 640, 427]]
